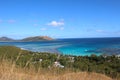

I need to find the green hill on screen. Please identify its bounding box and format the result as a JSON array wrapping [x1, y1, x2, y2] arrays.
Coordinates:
[[0, 36, 53, 42], [0, 37, 15, 42], [21, 36, 53, 41]]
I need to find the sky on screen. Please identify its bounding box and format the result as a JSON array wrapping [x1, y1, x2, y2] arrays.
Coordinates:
[[0, 0, 120, 39]]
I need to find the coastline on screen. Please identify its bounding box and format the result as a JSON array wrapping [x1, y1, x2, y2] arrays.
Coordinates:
[[1, 37, 120, 56]]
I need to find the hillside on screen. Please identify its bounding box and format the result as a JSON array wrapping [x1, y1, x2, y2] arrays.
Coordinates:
[[0, 37, 15, 41], [0, 61, 112, 80], [0, 46, 113, 80], [0, 36, 53, 42], [0, 46, 120, 80], [21, 36, 53, 41]]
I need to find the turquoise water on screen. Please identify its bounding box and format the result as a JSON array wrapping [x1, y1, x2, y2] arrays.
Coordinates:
[[58, 46, 98, 56], [0, 38, 120, 56]]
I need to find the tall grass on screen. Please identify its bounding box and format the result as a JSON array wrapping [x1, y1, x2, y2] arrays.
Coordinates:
[[0, 59, 113, 80]]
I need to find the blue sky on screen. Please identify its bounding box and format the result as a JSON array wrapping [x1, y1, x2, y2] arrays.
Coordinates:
[[0, 0, 120, 39]]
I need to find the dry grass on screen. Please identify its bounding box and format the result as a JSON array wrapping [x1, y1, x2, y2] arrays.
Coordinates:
[[0, 59, 114, 80]]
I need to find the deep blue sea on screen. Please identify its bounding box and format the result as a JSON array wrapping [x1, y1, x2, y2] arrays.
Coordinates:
[[0, 38, 120, 56]]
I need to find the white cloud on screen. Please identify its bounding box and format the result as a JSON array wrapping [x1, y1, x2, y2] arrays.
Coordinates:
[[40, 28, 47, 31], [47, 20, 64, 27]]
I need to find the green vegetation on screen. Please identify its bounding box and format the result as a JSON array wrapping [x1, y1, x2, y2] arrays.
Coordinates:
[[0, 46, 120, 79]]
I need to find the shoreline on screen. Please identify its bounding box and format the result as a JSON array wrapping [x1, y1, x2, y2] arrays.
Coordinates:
[[1, 40, 120, 56], [19, 46, 120, 57], [1, 45, 120, 57]]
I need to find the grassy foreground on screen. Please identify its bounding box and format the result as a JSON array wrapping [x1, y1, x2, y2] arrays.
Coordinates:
[[0, 60, 112, 80], [0, 46, 119, 80]]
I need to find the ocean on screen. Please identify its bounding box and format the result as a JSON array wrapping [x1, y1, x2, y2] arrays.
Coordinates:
[[0, 38, 120, 56]]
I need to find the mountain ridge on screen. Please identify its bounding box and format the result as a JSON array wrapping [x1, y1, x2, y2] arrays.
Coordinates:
[[0, 37, 15, 41], [0, 36, 54, 42]]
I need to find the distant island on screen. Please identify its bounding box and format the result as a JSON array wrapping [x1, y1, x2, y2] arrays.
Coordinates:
[[0, 37, 15, 42], [0, 36, 54, 42]]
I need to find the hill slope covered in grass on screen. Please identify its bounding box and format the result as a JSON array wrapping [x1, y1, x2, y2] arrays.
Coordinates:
[[0, 71, 112, 80], [0, 60, 112, 80], [0, 46, 119, 80]]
